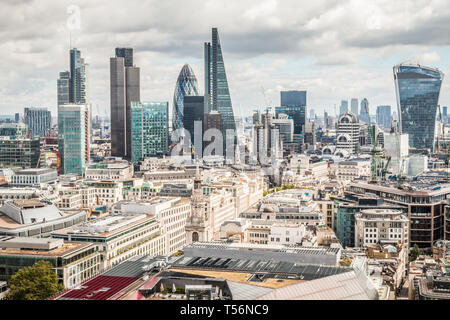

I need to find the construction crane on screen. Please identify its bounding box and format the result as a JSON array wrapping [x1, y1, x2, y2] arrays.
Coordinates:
[[398, 158, 406, 188], [381, 156, 391, 181], [369, 124, 378, 182]]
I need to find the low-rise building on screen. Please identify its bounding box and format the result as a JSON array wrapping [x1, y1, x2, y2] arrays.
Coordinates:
[[355, 208, 409, 248], [11, 168, 58, 187], [51, 212, 166, 269], [0, 236, 101, 288], [0, 200, 87, 237]]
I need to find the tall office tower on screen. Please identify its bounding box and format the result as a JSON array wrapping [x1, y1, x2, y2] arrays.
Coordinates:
[[172, 64, 199, 132], [183, 96, 205, 143], [24, 107, 51, 137], [110, 48, 140, 159], [359, 98, 370, 123], [14, 113, 20, 123], [203, 111, 222, 155], [57, 71, 70, 106], [204, 28, 236, 138], [115, 48, 133, 67], [443, 106, 448, 122], [394, 63, 444, 152], [276, 90, 307, 134], [309, 108, 315, 119], [272, 113, 294, 145], [131, 102, 168, 163], [376, 105, 392, 129], [339, 100, 348, 116], [58, 104, 90, 175], [324, 111, 328, 129], [350, 98, 359, 116], [336, 112, 360, 155], [69, 48, 89, 104]]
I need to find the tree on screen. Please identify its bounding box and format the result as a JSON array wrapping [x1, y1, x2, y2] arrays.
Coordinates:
[[410, 244, 421, 262], [6, 260, 64, 300]]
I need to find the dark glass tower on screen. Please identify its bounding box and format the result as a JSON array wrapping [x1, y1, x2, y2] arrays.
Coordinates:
[[115, 48, 133, 67], [394, 63, 444, 151], [172, 64, 199, 132], [110, 48, 140, 159], [69, 48, 88, 104], [276, 90, 306, 134], [204, 28, 236, 139]]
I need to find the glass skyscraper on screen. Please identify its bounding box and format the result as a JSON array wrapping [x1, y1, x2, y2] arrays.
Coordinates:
[[394, 63, 444, 151], [340, 100, 348, 116], [69, 48, 88, 104], [172, 64, 199, 132], [376, 105, 392, 129], [24, 107, 51, 137], [57, 71, 70, 106], [276, 90, 307, 134], [131, 102, 169, 163], [350, 98, 359, 116], [204, 28, 236, 138], [359, 98, 370, 123], [110, 48, 140, 159], [58, 104, 90, 175]]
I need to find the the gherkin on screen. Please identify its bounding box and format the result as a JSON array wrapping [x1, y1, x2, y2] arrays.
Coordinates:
[[172, 64, 199, 132]]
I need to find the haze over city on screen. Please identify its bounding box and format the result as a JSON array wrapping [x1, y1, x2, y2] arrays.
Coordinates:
[[3, 0, 450, 116]]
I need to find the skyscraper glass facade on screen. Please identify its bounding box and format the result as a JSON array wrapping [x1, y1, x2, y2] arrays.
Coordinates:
[[276, 90, 307, 134], [204, 28, 236, 139], [376, 105, 392, 129], [131, 102, 168, 163], [350, 98, 359, 116], [57, 71, 70, 107], [394, 63, 444, 151], [24, 107, 51, 137], [340, 100, 348, 116], [359, 98, 370, 123], [58, 104, 90, 175], [172, 64, 199, 132], [69, 48, 88, 104]]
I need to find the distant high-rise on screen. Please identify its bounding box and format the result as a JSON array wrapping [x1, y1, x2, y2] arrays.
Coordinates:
[[340, 100, 348, 116], [204, 28, 236, 139], [58, 104, 90, 175], [276, 90, 307, 134], [376, 105, 392, 129], [172, 64, 199, 132], [57, 71, 70, 106], [115, 48, 133, 67], [110, 48, 140, 159], [350, 98, 359, 116], [394, 63, 444, 151], [359, 98, 370, 123], [131, 102, 169, 163], [309, 108, 315, 119], [69, 48, 88, 104], [183, 96, 204, 141], [24, 107, 51, 137], [443, 106, 448, 122]]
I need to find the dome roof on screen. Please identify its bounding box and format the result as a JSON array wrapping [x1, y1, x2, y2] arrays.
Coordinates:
[[338, 112, 358, 124]]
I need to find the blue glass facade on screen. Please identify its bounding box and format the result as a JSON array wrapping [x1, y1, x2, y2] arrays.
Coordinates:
[[394, 64, 444, 151], [58, 104, 90, 175], [340, 100, 348, 116], [131, 102, 169, 163], [276, 90, 306, 134], [359, 98, 370, 123], [172, 64, 199, 132], [204, 28, 236, 138]]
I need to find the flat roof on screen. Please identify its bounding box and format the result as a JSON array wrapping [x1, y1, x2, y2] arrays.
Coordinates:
[[0, 241, 93, 258]]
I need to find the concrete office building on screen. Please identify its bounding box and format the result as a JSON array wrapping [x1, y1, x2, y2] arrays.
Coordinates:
[[0, 237, 101, 288]]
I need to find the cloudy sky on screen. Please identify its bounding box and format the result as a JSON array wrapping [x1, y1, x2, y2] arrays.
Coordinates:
[[2, 0, 450, 119]]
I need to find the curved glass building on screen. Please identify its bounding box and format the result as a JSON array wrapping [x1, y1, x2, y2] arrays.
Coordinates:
[[394, 63, 444, 151], [172, 64, 199, 132]]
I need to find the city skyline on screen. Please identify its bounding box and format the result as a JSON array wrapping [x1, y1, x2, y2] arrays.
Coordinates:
[[3, 1, 450, 118]]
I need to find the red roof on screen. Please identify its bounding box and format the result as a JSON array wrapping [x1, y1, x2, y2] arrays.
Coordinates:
[[57, 276, 138, 300]]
